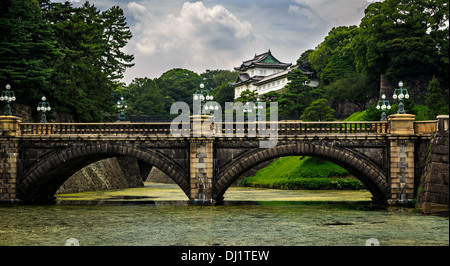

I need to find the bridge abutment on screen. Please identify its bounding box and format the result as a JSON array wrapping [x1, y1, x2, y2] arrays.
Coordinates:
[[388, 114, 416, 205], [0, 116, 21, 203]]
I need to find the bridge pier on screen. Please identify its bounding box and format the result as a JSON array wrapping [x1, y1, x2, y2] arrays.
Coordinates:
[[189, 139, 215, 204], [388, 114, 416, 205], [0, 116, 21, 203]]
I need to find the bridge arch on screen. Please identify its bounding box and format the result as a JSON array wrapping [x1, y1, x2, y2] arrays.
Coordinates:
[[213, 143, 389, 204], [18, 143, 189, 204]]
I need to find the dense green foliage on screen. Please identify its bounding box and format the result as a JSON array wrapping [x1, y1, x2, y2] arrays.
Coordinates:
[[0, 0, 134, 121], [259, 69, 323, 119], [240, 156, 364, 190], [300, 99, 335, 121], [303, 0, 449, 119], [156, 68, 203, 110], [118, 69, 238, 117], [120, 78, 165, 116], [345, 103, 430, 122], [354, 0, 449, 81], [309, 26, 359, 86], [0, 0, 60, 104], [324, 72, 377, 111]]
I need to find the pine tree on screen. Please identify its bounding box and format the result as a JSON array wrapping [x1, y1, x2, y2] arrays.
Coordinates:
[[0, 0, 60, 103], [278, 68, 313, 118], [425, 76, 448, 119], [101, 6, 135, 81], [300, 99, 335, 121], [41, 1, 134, 121]]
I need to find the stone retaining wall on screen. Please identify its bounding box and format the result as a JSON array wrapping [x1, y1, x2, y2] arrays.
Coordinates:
[[416, 130, 449, 214], [56, 157, 144, 194]]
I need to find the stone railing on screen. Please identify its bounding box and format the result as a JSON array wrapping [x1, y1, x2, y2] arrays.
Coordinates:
[[20, 122, 173, 136], [277, 121, 389, 135], [19, 120, 390, 137], [215, 121, 389, 136]]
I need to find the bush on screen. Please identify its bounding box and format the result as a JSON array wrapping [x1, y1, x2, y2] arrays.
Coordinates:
[[242, 178, 364, 190]]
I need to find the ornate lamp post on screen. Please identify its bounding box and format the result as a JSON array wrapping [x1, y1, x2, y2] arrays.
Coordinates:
[[37, 96, 51, 123], [253, 96, 263, 120], [193, 84, 205, 115], [393, 81, 410, 114], [203, 100, 219, 114], [194, 83, 216, 115], [376, 93, 391, 121], [1, 84, 16, 115], [203, 89, 215, 114], [243, 101, 253, 115], [116, 96, 127, 121]]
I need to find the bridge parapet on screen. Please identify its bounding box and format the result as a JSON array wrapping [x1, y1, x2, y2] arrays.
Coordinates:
[[19, 120, 391, 137], [414, 120, 438, 135]]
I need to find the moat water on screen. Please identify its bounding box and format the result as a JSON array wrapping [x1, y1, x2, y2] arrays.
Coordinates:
[[0, 183, 448, 246]]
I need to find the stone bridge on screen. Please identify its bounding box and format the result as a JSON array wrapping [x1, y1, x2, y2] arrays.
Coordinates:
[[1, 114, 447, 205]]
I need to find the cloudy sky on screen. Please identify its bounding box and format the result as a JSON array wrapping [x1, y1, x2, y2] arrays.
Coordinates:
[[59, 0, 376, 84]]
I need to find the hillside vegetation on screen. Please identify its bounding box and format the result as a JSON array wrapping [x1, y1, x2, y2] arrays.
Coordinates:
[[240, 156, 365, 190]]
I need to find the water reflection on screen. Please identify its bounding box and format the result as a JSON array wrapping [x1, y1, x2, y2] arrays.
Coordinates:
[[55, 182, 374, 204]]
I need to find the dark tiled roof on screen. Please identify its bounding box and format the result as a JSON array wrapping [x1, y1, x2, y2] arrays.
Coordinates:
[[230, 64, 314, 87], [229, 73, 264, 86], [234, 50, 291, 71]]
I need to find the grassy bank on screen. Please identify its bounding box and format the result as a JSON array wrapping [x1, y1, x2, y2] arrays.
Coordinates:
[[240, 156, 365, 190]]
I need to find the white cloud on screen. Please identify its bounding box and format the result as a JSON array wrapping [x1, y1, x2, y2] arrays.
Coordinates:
[[124, 1, 256, 81], [127, 1, 147, 20]]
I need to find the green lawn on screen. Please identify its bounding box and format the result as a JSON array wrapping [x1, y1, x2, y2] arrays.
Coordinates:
[[240, 156, 365, 190]]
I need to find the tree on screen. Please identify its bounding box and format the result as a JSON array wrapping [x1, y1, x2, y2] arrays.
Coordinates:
[[260, 91, 281, 102], [0, 0, 60, 103], [309, 26, 359, 85], [296, 49, 314, 72], [203, 69, 238, 107], [156, 68, 203, 107], [300, 99, 335, 121], [354, 0, 448, 81], [425, 76, 448, 119], [212, 81, 235, 107], [100, 6, 135, 82], [320, 53, 355, 85], [200, 69, 238, 92], [324, 72, 378, 111], [236, 89, 258, 103], [38, 0, 134, 121], [277, 69, 315, 118], [122, 78, 165, 116]]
